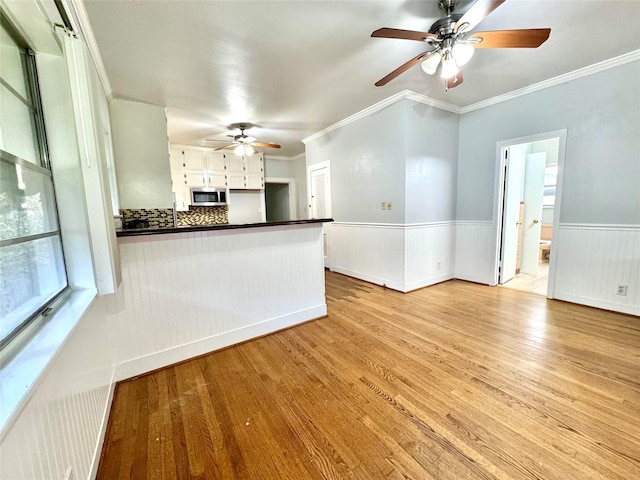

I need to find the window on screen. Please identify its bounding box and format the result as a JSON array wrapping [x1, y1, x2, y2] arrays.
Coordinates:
[[0, 13, 68, 349]]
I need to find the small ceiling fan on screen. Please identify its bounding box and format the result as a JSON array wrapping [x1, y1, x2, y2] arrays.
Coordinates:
[[372, 0, 551, 90], [207, 123, 281, 155]]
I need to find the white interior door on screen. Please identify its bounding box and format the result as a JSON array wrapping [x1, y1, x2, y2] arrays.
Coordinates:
[[499, 147, 525, 284], [520, 152, 546, 275], [308, 163, 331, 266], [310, 169, 329, 219]]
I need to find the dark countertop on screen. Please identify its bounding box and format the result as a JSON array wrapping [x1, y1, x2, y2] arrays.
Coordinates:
[[116, 218, 333, 237]]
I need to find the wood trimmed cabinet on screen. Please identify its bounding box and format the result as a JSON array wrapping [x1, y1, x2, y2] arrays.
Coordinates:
[[170, 146, 264, 210]]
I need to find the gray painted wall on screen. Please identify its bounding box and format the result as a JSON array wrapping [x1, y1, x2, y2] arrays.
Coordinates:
[[458, 61, 640, 224], [405, 100, 459, 223], [110, 99, 172, 209], [305, 99, 459, 224], [305, 101, 407, 223]]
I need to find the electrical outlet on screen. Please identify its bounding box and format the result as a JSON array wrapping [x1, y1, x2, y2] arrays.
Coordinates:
[[437, 261, 441, 271], [64, 467, 73, 480], [386, 202, 392, 210], [616, 284, 628, 296], [380, 202, 386, 210]]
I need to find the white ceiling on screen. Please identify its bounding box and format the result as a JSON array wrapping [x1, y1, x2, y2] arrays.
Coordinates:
[[83, 0, 640, 157]]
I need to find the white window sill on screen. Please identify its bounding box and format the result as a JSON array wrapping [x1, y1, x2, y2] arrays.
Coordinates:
[[0, 288, 97, 435]]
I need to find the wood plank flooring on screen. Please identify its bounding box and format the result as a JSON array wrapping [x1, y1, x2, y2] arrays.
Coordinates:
[[96, 272, 640, 479]]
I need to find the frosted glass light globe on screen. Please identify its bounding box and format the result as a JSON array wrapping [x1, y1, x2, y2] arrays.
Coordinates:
[[421, 50, 442, 75], [452, 43, 475, 66]]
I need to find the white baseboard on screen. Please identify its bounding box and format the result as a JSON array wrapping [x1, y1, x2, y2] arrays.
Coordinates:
[[89, 368, 117, 479], [403, 273, 455, 292], [114, 304, 327, 381], [329, 266, 405, 292], [553, 292, 639, 317]]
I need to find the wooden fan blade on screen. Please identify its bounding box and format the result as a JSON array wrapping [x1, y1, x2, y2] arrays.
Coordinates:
[[446, 71, 463, 89], [371, 27, 438, 42], [375, 51, 433, 87], [214, 144, 236, 151], [455, 0, 506, 32], [469, 28, 551, 48], [252, 141, 281, 149]]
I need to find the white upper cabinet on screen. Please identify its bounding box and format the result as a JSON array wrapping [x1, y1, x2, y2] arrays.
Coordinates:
[[182, 149, 205, 170], [246, 154, 263, 175], [169, 147, 184, 167], [206, 151, 227, 171], [227, 155, 244, 173], [169, 146, 264, 193]]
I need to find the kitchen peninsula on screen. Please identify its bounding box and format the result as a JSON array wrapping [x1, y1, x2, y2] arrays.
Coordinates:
[[112, 218, 332, 379]]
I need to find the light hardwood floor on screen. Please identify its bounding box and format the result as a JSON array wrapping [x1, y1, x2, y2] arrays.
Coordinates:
[[97, 271, 640, 479], [501, 263, 550, 296]]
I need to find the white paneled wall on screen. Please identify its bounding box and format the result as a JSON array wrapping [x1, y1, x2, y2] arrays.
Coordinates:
[[329, 222, 455, 292], [454, 221, 496, 285], [110, 225, 327, 379], [329, 223, 405, 290], [404, 223, 455, 291], [553, 224, 640, 315], [0, 298, 115, 480]]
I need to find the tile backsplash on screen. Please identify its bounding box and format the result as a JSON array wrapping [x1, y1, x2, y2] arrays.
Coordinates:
[[120, 206, 228, 229], [120, 208, 174, 229], [177, 206, 228, 226]]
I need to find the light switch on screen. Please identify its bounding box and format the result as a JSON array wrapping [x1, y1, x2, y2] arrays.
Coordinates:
[[387, 202, 392, 210]]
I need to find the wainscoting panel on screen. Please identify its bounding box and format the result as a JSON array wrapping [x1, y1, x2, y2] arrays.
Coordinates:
[[329, 223, 406, 290], [553, 224, 639, 315], [328, 222, 456, 292], [404, 223, 456, 291], [454, 221, 496, 285], [0, 297, 115, 480], [109, 225, 327, 379]]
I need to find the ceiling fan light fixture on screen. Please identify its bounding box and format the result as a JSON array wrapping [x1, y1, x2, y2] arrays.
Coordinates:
[[420, 50, 442, 75], [451, 42, 474, 66], [440, 52, 458, 79], [234, 144, 257, 156]]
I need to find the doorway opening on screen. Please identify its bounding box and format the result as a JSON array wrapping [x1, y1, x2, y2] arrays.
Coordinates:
[[265, 177, 297, 222], [495, 130, 566, 296]]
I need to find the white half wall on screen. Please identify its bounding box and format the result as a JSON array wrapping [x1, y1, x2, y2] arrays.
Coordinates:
[[552, 224, 640, 316], [329, 222, 455, 293], [109, 224, 327, 380]]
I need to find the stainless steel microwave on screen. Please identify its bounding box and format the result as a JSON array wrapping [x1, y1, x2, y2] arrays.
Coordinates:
[[190, 187, 227, 206]]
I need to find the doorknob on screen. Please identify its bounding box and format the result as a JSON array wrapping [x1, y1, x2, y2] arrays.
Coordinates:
[[533, 219, 539, 224]]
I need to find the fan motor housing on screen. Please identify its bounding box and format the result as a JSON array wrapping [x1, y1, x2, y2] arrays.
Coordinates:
[[429, 14, 462, 36]]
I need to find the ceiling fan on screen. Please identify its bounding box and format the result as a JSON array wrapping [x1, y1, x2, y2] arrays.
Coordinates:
[[207, 123, 281, 155], [371, 0, 551, 90]]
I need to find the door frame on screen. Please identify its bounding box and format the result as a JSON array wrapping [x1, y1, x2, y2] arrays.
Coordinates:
[[492, 129, 567, 298], [265, 177, 297, 220], [307, 161, 332, 219], [307, 161, 331, 268]]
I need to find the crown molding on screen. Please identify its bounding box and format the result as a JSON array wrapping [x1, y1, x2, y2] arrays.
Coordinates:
[[460, 50, 640, 114], [302, 90, 459, 144], [62, 0, 113, 99], [303, 50, 639, 145], [265, 152, 306, 161]]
